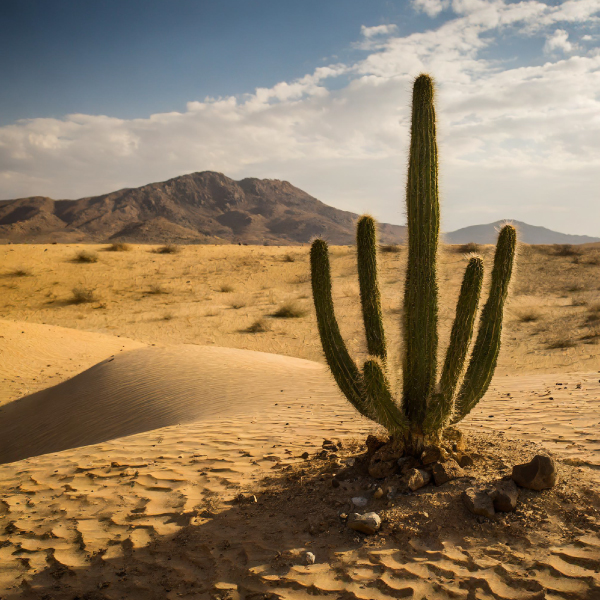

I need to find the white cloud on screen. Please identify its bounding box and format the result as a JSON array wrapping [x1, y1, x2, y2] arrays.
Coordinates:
[[1, 0, 600, 236], [411, 0, 451, 18], [360, 24, 398, 38], [544, 29, 576, 53]]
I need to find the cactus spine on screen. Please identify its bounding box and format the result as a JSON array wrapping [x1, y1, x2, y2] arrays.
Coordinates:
[[310, 73, 517, 453]]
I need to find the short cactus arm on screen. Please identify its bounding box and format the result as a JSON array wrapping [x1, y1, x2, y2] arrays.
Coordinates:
[[453, 225, 517, 423], [363, 360, 408, 434], [424, 256, 484, 432], [402, 74, 440, 426], [356, 215, 387, 361], [310, 239, 371, 419]]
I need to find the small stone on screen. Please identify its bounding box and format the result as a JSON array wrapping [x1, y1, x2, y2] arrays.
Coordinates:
[[303, 551, 316, 565], [491, 479, 519, 512], [432, 459, 465, 486], [463, 487, 495, 519], [347, 512, 381, 535], [406, 468, 432, 491], [373, 487, 384, 499], [511, 455, 557, 491], [301, 452, 309, 460], [456, 453, 475, 468], [351, 496, 368, 508], [421, 446, 448, 465], [331, 479, 340, 489]]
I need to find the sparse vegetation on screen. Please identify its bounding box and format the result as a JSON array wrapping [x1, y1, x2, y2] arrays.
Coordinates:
[[455, 242, 481, 254], [162, 312, 174, 321], [245, 318, 271, 333], [380, 244, 402, 253], [547, 338, 577, 349], [148, 284, 169, 295], [553, 244, 581, 257], [283, 254, 296, 262], [229, 299, 247, 309], [516, 309, 541, 323], [154, 244, 181, 254], [5, 268, 31, 277], [106, 243, 131, 252], [272, 301, 307, 318], [73, 250, 99, 263], [219, 284, 235, 293], [70, 287, 96, 304]]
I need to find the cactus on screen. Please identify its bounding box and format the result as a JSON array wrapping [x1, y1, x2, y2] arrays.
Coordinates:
[[309, 74, 516, 454]]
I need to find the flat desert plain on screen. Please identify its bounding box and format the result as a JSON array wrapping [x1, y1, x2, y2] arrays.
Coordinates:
[[0, 242, 599, 600]]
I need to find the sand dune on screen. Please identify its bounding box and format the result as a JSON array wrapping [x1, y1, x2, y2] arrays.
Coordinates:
[[0, 319, 144, 405], [0, 345, 347, 464]]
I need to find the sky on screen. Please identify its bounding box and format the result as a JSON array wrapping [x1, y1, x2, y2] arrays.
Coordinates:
[[0, 0, 599, 235]]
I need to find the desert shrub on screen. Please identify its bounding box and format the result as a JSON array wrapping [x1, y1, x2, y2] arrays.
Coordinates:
[[148, 284, 168, 295], [229, 299, 247, 309], [380, 244, 402, 253], [154, 244, 180, 254], [547, 338, 577, 349], [106, 243, 131, 252], [74, 250, 99, 263], [6, 268, 31, 277], [219, 283, 234, 293], [245, 318, 271, 333], [70, 287, 96, 304], [283, 254, 296, 262], [272, 301, 307, 318], [553, 244, 581, 257], [455, 242, 480, 254], [162, 312, 174, 321]]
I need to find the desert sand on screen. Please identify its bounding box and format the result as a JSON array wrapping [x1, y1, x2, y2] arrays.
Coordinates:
[[1, 243, 599, 599]]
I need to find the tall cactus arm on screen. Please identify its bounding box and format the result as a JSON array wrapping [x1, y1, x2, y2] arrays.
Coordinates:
[[363, 360, 409, 434], [424, 256, 484, 432], [402, 73, 440, 426], [452, 225, 517, 423], [310, 239, 371, 419], [356, 215, 387, 361]]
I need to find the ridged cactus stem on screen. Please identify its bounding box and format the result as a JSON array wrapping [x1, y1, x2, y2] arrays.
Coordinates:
[[357, 215, 387, 360], [402, 74, 440, 426], [453, 225, 517, 423], [424, 256, 484, 432], [363, 360, 408, 434], [310, 239, 372, 419]]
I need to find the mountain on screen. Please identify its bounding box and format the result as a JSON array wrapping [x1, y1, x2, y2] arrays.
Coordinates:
[[445, 220, 600, 246], [0, 171, 406, 245]]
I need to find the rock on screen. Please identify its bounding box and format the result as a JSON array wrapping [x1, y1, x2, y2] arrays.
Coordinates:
[[397, 456, 419, 474], [432, 459, 465, 485], [406, 468, 431, 491], [421, 446, 448, 465], [373, 487, 384, 499], [347, 512, 381, 535], [463, 487, 495, 519], [303, 551, 316, 565], [322, 439, 337, 451], [456, 453, 474, 468], [443, 427, 467, 452], [301, 452, 309, 460], [491, 479, 519, 512], [368, 438, 404, 479], [511, 455, 557, 491], [366, 435, 387, 455], [351, 496, 368, 508]]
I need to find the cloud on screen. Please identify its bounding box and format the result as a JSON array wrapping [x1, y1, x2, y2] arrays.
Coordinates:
[[544, 29, 576, 53], [411, 0, 451, 18], [1, 0, 600, 236], [360, 24, 398, 38]]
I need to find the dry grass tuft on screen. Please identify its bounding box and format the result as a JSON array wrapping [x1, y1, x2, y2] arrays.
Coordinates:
[[283, 254, 296, 262], [553, 244, 582, 257], [229, 299, 247, 309], [73, 250, 99, 264], [244, 318, 271, 333], [272, 301, 307, 318], [70, 287, 96, 304], [106, 243, 131, 252], [219, 283, 235, 293], [5, 268, 31, 277], [516, 309, 542, 323], [154, 244, 181, 254]]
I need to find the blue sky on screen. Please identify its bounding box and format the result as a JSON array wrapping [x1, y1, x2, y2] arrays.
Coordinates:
[[1, 0, 599, 235]]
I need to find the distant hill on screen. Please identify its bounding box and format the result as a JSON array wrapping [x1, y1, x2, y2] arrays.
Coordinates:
[[445, 220, 600, 245], [0, 171, 406, 245]]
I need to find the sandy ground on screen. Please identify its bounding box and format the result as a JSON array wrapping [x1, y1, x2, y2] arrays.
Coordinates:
[[1, 243, 599, 599]]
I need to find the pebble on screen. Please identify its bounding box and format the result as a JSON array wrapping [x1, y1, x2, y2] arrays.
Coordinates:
[[303, 551, 316, 565], [351, 496, 368, 507], [347, 512, 381, 535]]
